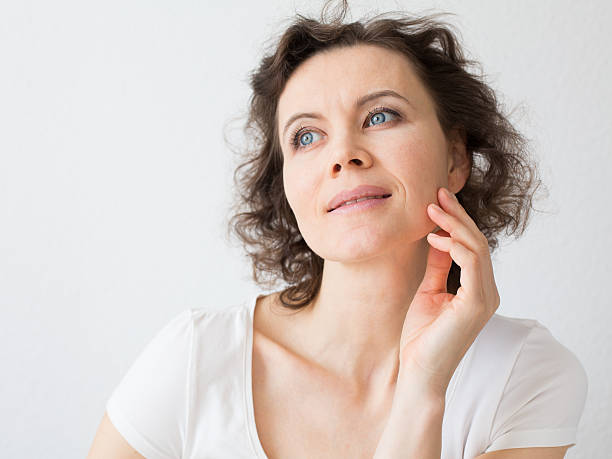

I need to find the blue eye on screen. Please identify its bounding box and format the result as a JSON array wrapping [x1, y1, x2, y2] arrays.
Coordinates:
[[293, 130, 321, 150], [368, 111, 392, 126], [289, 106, 401, 151]]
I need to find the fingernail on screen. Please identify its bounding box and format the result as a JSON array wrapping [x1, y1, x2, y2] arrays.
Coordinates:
[[444, 188, 455, 199]]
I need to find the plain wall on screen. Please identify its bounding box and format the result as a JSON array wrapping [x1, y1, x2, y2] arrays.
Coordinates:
[[1, 0, 610, 457]]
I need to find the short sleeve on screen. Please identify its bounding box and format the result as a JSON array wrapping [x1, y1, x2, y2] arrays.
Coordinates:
[[106, 309, 194, 459], [484, 323, 588, 453]]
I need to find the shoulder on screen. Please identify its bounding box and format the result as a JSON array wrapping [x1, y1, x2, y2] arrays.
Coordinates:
[[468, 313, 588, 404], [446, 314, 588, 454], [450, 312, 588, 423], [492, 314, 588, 411], [473, 314, 583, 368], [104, 309, 196, 458], [479, 314, 587, 383], [189, 300, 252, 340], [480, 315, 588, 452], [104, 301, 252, 458], [476, 313, 540, 351]]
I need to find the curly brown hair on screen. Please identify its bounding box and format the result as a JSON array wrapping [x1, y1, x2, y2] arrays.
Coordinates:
[[223, 0, 545, 310]]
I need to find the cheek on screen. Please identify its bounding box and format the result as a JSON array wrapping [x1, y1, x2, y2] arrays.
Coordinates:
[[283, 164, 317, 214], [394, 137, 440, 185], [391, 136, 446, 212], [282, 167, 298, 210]]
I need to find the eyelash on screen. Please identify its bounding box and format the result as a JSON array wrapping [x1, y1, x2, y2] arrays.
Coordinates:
[[289, 106, 402, 151]]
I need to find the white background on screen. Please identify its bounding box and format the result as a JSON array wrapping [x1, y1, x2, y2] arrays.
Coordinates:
[[1, 0, 610, 457]]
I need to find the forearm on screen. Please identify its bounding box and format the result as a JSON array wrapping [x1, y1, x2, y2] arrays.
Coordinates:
[[372, 370, 446, 459]]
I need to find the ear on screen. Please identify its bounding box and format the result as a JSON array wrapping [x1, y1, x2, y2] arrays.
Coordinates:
[[446, 126, 471, 194]]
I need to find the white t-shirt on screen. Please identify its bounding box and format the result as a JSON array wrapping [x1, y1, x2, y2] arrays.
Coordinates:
[[106, 292, 588, 458]]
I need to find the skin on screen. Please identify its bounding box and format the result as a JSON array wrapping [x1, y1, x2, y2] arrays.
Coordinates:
[[276, 43, 472, 399], [85, 43, 571, 458], [276, 44, 571, 458]]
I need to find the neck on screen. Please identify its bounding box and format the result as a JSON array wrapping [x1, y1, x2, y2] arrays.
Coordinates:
[[285, 235, 430, 395]]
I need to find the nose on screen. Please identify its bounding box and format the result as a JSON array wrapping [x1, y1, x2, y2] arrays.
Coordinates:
[[329, 148, 373, 175]]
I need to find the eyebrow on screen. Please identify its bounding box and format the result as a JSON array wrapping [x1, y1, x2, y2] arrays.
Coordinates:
[[281, 89, 414, 140]]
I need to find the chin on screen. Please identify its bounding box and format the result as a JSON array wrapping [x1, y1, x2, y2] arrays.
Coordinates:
[[317, 234, 398, 261]]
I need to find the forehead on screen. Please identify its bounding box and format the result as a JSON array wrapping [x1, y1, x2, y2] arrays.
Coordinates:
[[277, 44, 429, 125]]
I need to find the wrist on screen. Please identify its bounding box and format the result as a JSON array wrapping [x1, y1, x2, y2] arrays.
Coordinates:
[[390, 384, 445, 420], [374, 382, 445, 459], [396, 363, 448, 405]]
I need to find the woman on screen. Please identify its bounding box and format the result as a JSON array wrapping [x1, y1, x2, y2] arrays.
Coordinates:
[[88, 1, 587, 458]]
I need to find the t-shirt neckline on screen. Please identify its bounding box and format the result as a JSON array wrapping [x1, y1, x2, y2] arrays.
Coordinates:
[[244, 291, 269, 459], [242, 290, 467, 458]]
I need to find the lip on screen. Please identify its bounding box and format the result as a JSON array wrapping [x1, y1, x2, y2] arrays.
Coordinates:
[[327, 184, 392, 212], [329, 194, 391, 215]]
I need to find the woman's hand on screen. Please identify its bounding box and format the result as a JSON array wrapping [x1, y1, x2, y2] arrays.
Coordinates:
[[398, 186, 500, 396]]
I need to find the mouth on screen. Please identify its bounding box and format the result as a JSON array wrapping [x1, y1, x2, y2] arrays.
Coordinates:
[[328, 194, 392, 213]]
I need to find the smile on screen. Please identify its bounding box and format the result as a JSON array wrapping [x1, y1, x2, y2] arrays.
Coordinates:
[[328, 195, 391, 215]]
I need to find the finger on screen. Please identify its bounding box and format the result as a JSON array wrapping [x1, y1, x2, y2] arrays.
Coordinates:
[[426, 233, 483, 302], [437, 187, 483, 237], [427, 203, 486, 257], [417, 232, 453, 294], [429, 188, 498, 307], [428, 225, 499, 315], [430, 189, 496, 296]]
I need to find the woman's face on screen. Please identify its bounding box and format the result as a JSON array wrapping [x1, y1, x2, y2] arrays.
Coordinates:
[[277, 44, 465, 261]]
